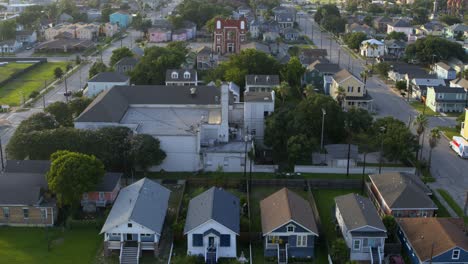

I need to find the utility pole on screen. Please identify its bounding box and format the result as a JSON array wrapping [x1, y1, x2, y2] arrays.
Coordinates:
[[329, 37, 332, 63], [64, 74, 69, 103], [338, 49, 341, 65], [0, 137, 4, 171]]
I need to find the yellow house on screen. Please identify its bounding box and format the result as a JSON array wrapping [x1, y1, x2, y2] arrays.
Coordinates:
[[330, 69, 373, 111], [462, 108, 468, 140]]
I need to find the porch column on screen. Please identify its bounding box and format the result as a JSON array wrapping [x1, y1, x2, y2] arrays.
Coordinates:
[[138, 233, 141, 242], [121, 233, 124, 242]]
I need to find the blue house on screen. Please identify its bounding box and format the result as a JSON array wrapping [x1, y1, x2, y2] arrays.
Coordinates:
[[260, 188, 319, 263], [398, 217, 468, 264], [110, 11, 132, 28]]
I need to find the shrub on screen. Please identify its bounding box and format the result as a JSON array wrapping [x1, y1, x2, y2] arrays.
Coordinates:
[[29, 91, 40, 99]]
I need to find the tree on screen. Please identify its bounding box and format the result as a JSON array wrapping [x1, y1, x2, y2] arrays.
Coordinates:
[[0, 20, 16, 41], [286, 134, 317, 166], [366, 3, 384, 14], [413, 114, 428, 160], [89, 61, 108, 78], [335, 86, 346, 108], [330, 239, 349, 264], [321, 15, 347, 34], [405, 36, 466, 63], [45, 101, 73, 127], [385, 31, 407, 41], [110, 47, 133, 66], [363, 15, 373, 26], [47, 151, 105, 207], [382, 215, 397, 242], [395, 80, 407, 91], [16, 112, 58, 134], [173, 0, 232, 28], [345, 108, 373, 134], [412, 7, 429, 25], [75, 55, 81, 65], [130, 134, 166, 172], [69, 97, 93, 117], [314, 4, 340, 23], [439, 14, 462, 25], [343, 32, 367, 50], [101, 4, 113, 22], [428, 128, 441, 170], [54, 67, 64, 79], [374, 62, 391, 78], [280, 56, 305, 89]]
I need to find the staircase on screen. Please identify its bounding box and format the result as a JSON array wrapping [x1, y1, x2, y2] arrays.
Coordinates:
[[206, 251, 216, 264], [278, 249, 287, 264], [371, 247, 380, 264], [120, 246, 138, 264]]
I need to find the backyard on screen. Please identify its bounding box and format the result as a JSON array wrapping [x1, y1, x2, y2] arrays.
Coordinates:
[[0, 62, 34, 83], [0, 61, 68, 106], [0, 227, 101, 264]]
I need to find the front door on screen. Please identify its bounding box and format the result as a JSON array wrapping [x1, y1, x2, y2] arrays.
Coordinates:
[[208, 236, 215, 249], [126, 233, 133, 241]]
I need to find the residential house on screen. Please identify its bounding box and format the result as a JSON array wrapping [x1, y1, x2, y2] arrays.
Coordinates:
[[35, 38, 94, 53], [260, 188, 319, 261], [444, 23, 468, 39], [87, 9, 102, 21], [461, 108, 468, 140], [132, 46, 144, 58], [387, 19, 414, 37], [388, 63, 428, 82], [335, 193, 387, 263], [110, 11, 132, 28], [384, 39, 406, 58], [245, 75, 280, 93], [397, 218, 468, 264], [165, 69, 198, 86], [425, 86, 467, 113], [346, 23, 376, 37], [184, 187, 240, 262], [417, 22, 444, 36], [283, 27, 300, 41], [330, 69, 373, 111], [183, 21, 197, 40], [305, 59, 340, 87], [263, 31, 281, 42], [196, 46, 215, 70], [0, 160, 56, 227], [447, 57, 467, 74], [433, 62, 457, 80], [275, 13, 295, 30], [58, 12, 73, 23], [102, 22, 119, 38], [172, 29, 188, 41], [411, 77, 446, 99], [250, 20, 262, 38], [367, 172, 437, 218], [76, 24, 99, 40], [360, 39, 385, 58], [86, 72, 130, 97], [256, 4, 268, 19], [16, 30, 37, 46], [373, 16, 393, 32], [81, 173, 122, 212], [213, 18, 247, 55], [450, 78, 468, 89], [0, 40, 22, 53], [75, 84, 256, 172], [244, 91, 275, 143], [100, 178, 170, 260], [299, 48, 328, 66], [45, 23, 99, 41], [114, 57, 138, 74]]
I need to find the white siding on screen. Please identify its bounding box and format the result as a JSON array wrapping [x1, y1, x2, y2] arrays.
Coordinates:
[[149, 135, 201, 172], [86, 81, 129, 97], [186, 220, 237, 258], [104, 220, 160, 242], [244, 100, 274, 143], [203, 152, 251, 172]]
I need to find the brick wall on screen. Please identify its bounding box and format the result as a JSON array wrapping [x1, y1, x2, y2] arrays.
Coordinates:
[[0, 206, 55, 226]]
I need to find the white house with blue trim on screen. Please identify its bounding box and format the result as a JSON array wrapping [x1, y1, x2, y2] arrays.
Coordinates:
[[184, 187, 240, 264], [335, 193, 387, 264], [260, 188, 319, 263]]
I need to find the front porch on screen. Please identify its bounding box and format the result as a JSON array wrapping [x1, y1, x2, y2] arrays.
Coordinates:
[[104, 232, 159, 253], [344, 94, 374, 112]]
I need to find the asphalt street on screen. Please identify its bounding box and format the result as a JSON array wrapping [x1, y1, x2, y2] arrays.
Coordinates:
[[298, 14, 467, 209]]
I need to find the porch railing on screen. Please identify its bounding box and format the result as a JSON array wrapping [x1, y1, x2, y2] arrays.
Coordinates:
[[137, 243, 141, 264], [285, 243, 289, 264], [377, 246, 382, 264], [119, 242, 123, 263]]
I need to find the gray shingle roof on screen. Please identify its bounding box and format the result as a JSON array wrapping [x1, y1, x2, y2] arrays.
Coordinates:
[[0, 171, 49, 206], [430, 86, 465, 94], [369, 172, 436, 210], [391, 19, 412, 28], [165, 69, 197, 82], [245, 75, 280, 86], [115, 57, 138, 67], [88, 72, 130, 83], [244, 92, 273, 102], [335, 193, 386, 232], [183, 187, 240, 234], [75, 85, 222, 123], [95, 173, 122, 192], [307, 60, 341, 74], [5, 160, 51, 174], [100, 178, 170, 234]]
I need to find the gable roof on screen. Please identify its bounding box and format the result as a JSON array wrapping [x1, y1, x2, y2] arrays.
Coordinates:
[[450, 78, 468, 89], [100, 178, 170, 234], [333, 69, 362, 84], [398, 218, 468, 262], [391, 19, 412, 28], [115, 57, 138, 67], [435, 62, 453, 71], [429, 86, 465, 94], [245, 75, 280, 86], [369, 172, 436, 210], [335, 193, 386, 232], [4, 160, 50, 174], [0, 169, 50, 206], [94, 173, 122, 192], [75, 85, 223, 123], [361, 38, 384, 46], [307, 60, 341, 74], [184, 187, 240, 234], [260, 188, 318, 235], [88, 72, 130, 83]]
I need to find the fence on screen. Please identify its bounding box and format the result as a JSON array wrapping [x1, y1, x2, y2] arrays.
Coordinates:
[[0, 59, 46, 88], [294, 165, 416, 174]]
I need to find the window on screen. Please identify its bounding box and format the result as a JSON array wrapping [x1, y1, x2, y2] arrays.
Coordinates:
[[216, 20, 221, 29], [240, 21, 245, 30], [40, 208, 47, 219], [227, 43, 235, 53], [264, 111, 269, 117], [452, 249, 460, 260], [357, 87, 361, 93], [99, 192, 105, 200], [171, 72, 178, 79], [223, 157, 229, 166], [184, 72, 191, 79], [128, 223, 132, 228], [23, 208, 29, 219], [297, 235, 307, 247], [2, 207, 9, 218], [251, 129, 256, 135], [353, 239, 361, 250], [220, 234, 230, 247], [192, 234, 203, 247], [286, 224, 295, 232]]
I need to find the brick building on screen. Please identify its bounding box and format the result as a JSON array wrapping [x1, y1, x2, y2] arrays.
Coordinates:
[[213, 18, 247, 55]]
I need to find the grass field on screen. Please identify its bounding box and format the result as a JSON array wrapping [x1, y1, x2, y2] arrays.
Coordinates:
[[0, 227, 101, 264], [0, 62, 34, 83], [0, 62, 68, 106], [431, 194, 451, 217], [437, 189, 465, 217], [410, 101, 438, 116], [438, 126, 459, 140]]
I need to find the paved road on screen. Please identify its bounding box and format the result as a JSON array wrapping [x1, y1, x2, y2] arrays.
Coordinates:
[[298, 14, 467, 209]]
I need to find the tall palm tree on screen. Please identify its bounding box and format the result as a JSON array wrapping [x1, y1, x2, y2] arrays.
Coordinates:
[[413, 114, 428, 161], [428, 128, 441, 170], [335, 86, 346, 108]]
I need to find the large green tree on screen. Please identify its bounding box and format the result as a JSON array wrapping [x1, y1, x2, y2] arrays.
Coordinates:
[[45, 101, 74, 127], [47, 151, 105, 207], [173, 0, 232, 28], [405, 36, 466, 63], [130, 134, 166, 172], [280, 56, 305, 89], [385, 31, 407, 41], [89, 61, 109, 78], [0, 20, 16, 41], [110, 47, 133, 66], [343, 32, 368, 50]]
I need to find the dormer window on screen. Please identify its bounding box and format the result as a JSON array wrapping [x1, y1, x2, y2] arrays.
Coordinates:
[[184, 71, 191, 79], [266, 76, 270, 82], [286, 224, 295, 232], [254, 76, 258, 83], [128, 223, 132, 228], [171, 72, 178, 79]]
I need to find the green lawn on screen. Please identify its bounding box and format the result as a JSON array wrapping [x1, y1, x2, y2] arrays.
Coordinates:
[[409, 101, 438, 116], [0, 62, 34, 83], [0, 227, 101, 264], [0, 62, 68, 106], [431, 195, 451, 217], [438, 126, 459, 140], [437, 189, 465, 217]]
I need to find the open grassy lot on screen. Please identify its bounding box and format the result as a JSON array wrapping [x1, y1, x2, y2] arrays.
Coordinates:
[[438, 126, 459, 140], [0, 227, 101, 264], [410, 101, 438, 116], [0, 62, 34, 83], [0, 61, 68, 106]]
